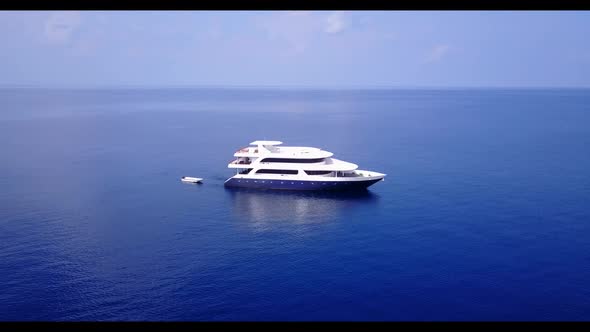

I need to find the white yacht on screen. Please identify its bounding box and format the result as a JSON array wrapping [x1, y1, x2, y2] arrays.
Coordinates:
[[224, 140, 385, 191]]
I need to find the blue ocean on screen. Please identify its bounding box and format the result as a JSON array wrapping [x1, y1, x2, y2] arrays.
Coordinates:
[[1, 87, 589, 321]]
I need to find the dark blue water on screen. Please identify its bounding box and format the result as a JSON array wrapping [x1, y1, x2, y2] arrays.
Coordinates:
[[1, 88, 590, 321]]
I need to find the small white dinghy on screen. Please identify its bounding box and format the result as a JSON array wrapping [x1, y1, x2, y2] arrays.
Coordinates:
[[181, 176, 203, 184]]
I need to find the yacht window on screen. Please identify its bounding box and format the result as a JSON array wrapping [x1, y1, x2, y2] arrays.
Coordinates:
[[304, 170, 333, 176], [239, 168, 253, 174], [260, 158, 325, 163], [256, 169, 298, 175]]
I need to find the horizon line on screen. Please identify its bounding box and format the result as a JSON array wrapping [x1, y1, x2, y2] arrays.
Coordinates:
[[1, 84, 590, 90]]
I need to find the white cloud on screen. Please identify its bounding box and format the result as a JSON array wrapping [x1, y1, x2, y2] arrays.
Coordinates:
[[70, 38, 98, 57], [259, 11, 318, 55], [325, 12, 346, 34], [286, 11, 311, 17], [43, 11, 81, 45], [426, 44, 451, 63], [203, 17, 222, 40], [258, 11, 351, 55]]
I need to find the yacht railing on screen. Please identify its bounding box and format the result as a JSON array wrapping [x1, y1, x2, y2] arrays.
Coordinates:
[[229, 159, 252, 165], [236, 147, 248, 153], [236, 147, 258, 154], [336, 172, 363, 178]]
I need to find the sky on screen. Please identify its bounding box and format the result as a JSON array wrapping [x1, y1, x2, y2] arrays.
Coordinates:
[[1, 10, 590, 88]]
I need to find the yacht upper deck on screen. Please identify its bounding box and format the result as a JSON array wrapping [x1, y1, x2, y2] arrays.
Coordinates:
[[234, 141, 334, 159]]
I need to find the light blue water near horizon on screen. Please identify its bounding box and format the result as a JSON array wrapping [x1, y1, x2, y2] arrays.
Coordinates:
[[1, 87, 590, 321]]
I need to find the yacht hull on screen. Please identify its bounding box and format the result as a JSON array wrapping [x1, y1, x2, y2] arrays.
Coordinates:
[[224, 177, 383, 191]]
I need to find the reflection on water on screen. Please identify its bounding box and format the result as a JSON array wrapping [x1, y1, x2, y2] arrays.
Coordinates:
[[226, 188, 380, 230]]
